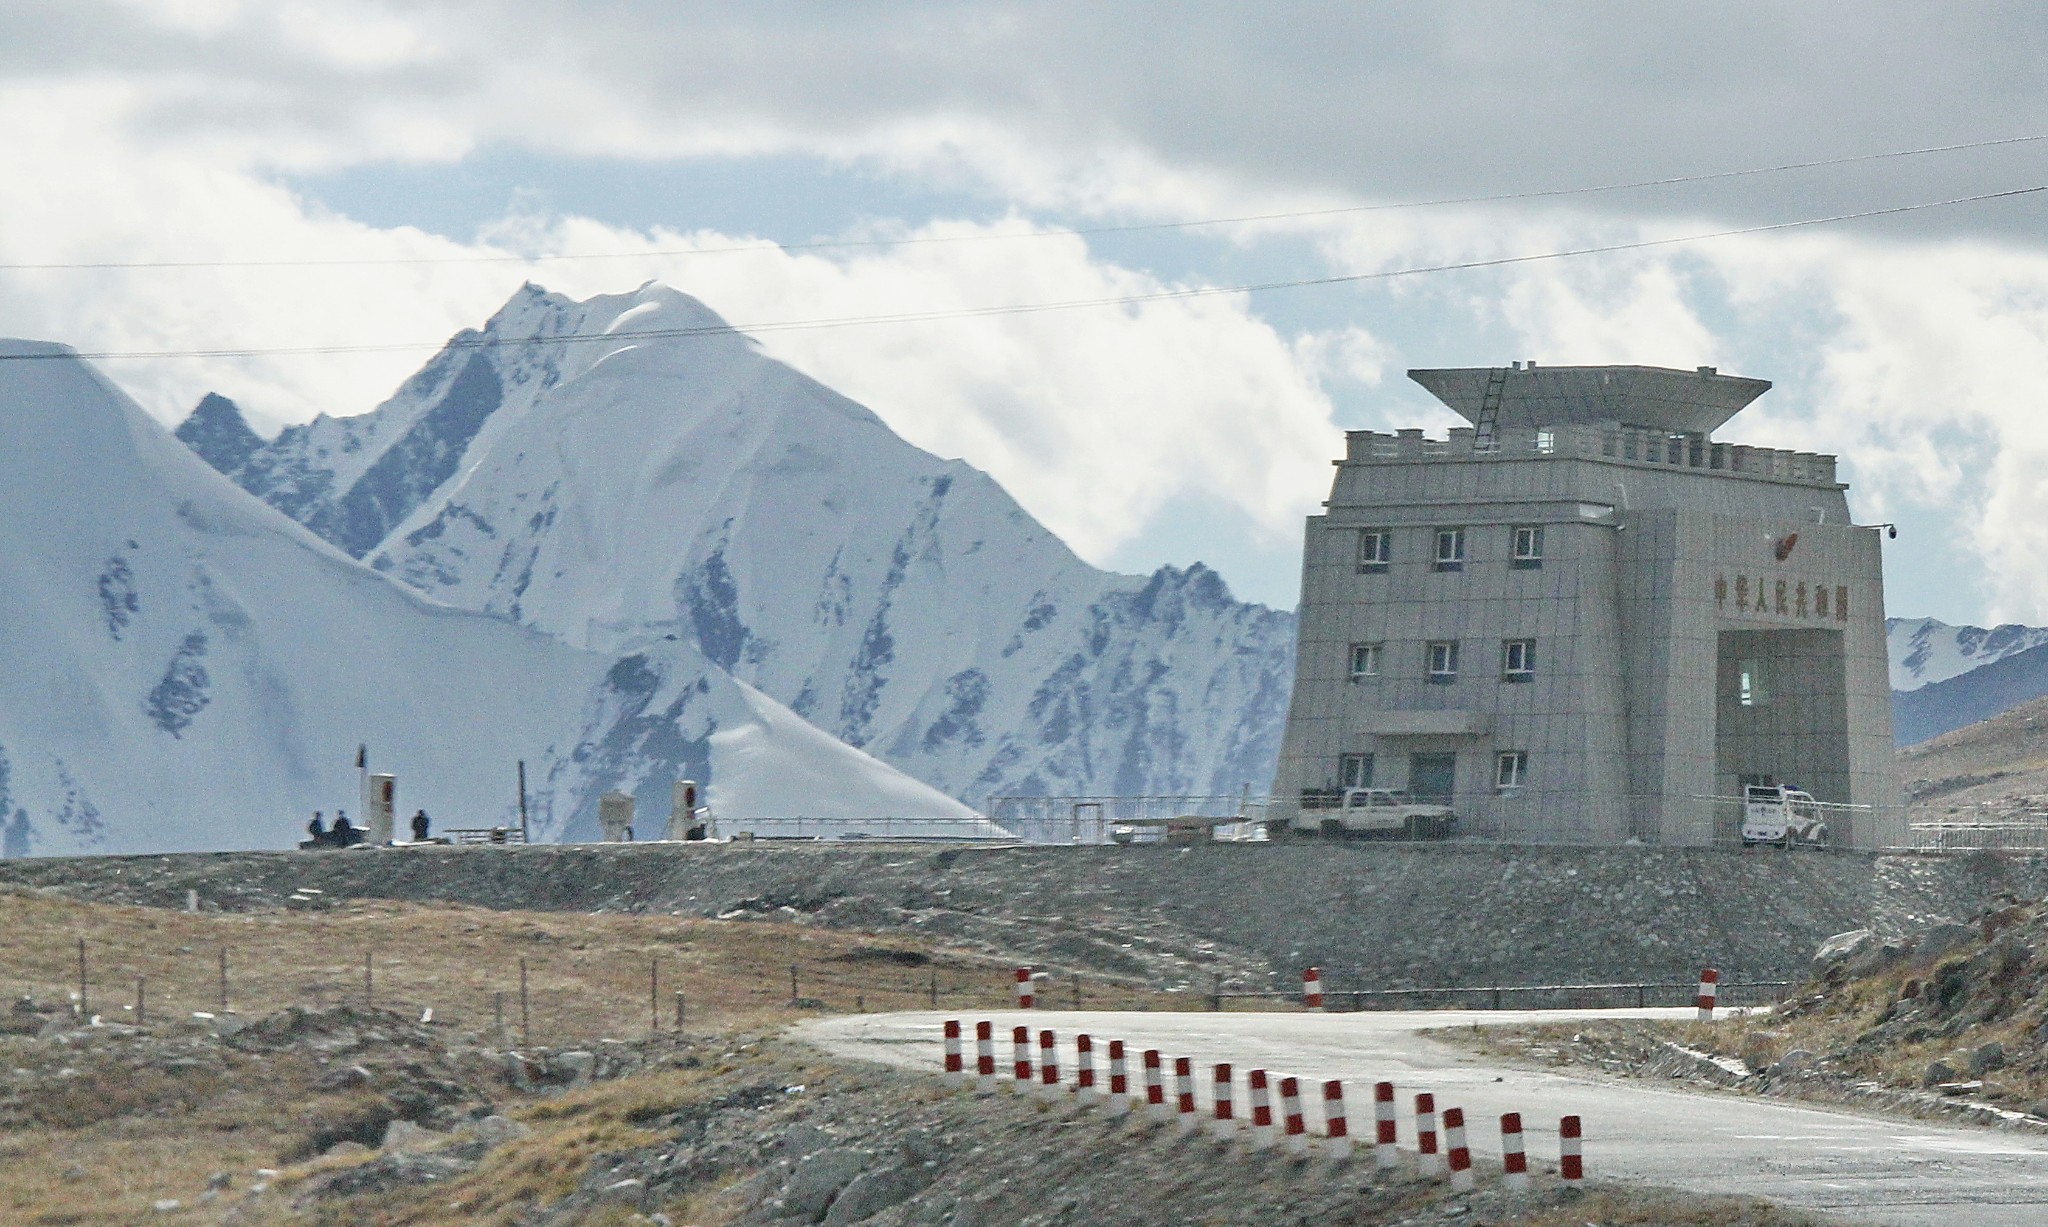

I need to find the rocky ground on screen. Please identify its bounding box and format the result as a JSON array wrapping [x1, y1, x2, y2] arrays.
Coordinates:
[[1, 1000, 1842, 1227], [6, 842, 2043, 995], [1448, 889, 2048, 1135]]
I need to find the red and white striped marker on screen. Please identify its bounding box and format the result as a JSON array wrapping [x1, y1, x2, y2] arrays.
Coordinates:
[[1443, 1106, 1473, 1192], [1696, 967, 1720, 1021], [1210, 1064, 1236, 1139], [1248, 1069, 1275, 1149], [1559, 1115, 1584, 1184], [1038, 1029, 1060, 1095], [1322, 1079, 1352, 1160], [1303, 966, 1324, 1009], [1011, 1025, 1032, 1092], [1373, 1081, 1398, 1168], [1074, 1034, 1097, 1101], [1145, 1049, 1169, 1121], [1015, 967, 1035, 1009], [975, 1021, 996, 1095], [1500, 1112, 1529, 1192], [1107, 1040, 1131, 1115], [1415, 1092, 1442, 1176], [1175, 1057, 1199, 1132], [942, 1020, 964, 1085], [1279, 1076, 1308, 1156]]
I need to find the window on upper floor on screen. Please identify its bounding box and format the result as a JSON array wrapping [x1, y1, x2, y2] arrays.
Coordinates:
[[1339, 753, 1374, 790], [1512, 525, 1544, 569], [1348, 642, 1382, 680], [1496, 751, 1529, 791], [1356, 529, 1391, 573], [1433, 528, 1465, 571], [1426, 640, 1459, 682], [1502, 639, 1536, 682]]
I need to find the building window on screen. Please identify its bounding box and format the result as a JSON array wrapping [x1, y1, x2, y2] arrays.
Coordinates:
[[1496, 751, 1528, 791], [1356, 529, 1391, 573], [1348, 642, 1382, 680], [1511, 525, 1544, 569], [1433, 528, 1466, 571], [1502, 639, 1536, 681], [1426, 640, 1460, 682], [1339, 753, 1374, 790], [1738, 658, 1768, 707]]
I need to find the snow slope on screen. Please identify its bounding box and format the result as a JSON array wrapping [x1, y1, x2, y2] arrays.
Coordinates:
[[182, 283, 1296, 803], [0, 340, 969, 855], [1887, 617, 2048, 692]]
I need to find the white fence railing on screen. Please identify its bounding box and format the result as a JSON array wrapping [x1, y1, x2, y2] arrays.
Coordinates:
[[985, 795, 1272, 845]]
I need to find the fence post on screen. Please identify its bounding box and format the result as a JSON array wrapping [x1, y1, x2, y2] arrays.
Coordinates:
[[649, 956, 659, 1037], [135, 975, 145, 1026], [929, 968, 938, 1008], [519, 958, 530, 1045], [218, 946, 229, 1013], [674, 990, 686, 1032], [364, 950, 373, 1007], [76, 938, 87, 1018], [791, 963, 800, 1005], [1210, 972, 1222, 1012]]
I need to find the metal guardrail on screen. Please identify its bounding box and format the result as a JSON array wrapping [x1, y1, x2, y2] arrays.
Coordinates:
[[446, 827, 528, 845]]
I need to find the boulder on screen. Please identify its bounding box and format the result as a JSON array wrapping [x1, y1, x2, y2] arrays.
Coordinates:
[[553, 1051, 597, 1083], [822, 1163, 930, 1224], [782, 1147, 870, 1221], [1771, 1049, 1816, 1075], [1922, 1059, 1955, 1088], [1915, 923, 1977, 962], [1971, 1041, 2007, 1077], [1811, 929, 1873, 978], [381, 1120, 446, 1153]]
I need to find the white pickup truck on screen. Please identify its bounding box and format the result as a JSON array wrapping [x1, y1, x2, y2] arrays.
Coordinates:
[[1298, 788, 1456, 840], [1741, 784, 1829, 848]]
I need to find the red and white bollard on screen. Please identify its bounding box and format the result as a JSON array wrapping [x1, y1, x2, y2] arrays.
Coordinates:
[[1011, 1025, 1032, 1092], [1302, 966, 1324, 1010], [1696, 968, 1720, 1021], [942, 1020, 964, 1085], [1373, 1081, 1399, 1168], [1280, 1076, 1309, 1156], [1248, 1069, 1275, 1149], [1145, 1049, 1170, 1121], [1210, 1063, 1236, 1139], [1015, 967, 1035, 1009], [1500, 1112, 1529, 1192], [1415, 1092, 1443, 1176], [1175, 1057, 1199, 1132], [1443, 1106, 1473, 1192], [1107, 1040, 1131, 1115], [1075, 1034, 1097, 1101], [975, 1021, 996, 1095], [1322, 1080, 1352, 1160], [1559, 1115, 1584, 1185], [1038, 1029, 1060, 1096]]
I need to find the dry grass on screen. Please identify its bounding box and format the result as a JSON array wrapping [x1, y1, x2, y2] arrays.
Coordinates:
[[0, 887, 1197, 1224]]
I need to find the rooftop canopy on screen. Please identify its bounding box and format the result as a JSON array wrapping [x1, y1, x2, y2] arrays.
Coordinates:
[[1408, 364, 1771, 435]]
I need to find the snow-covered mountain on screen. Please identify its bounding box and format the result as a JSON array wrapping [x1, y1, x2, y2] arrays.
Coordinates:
[[0, 339, 970, 855], [181, 283, 1296, 803], [1887, 617, 2048, 692]]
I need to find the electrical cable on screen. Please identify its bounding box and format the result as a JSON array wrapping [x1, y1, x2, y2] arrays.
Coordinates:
[[2, 183, 2039, 362], [2, 134, 2043, 272]]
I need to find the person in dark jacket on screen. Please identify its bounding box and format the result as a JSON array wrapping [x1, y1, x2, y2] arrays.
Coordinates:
[[410, 809, 430, 842], [307, 811, 326, 842], [330, 810, 357, 847]]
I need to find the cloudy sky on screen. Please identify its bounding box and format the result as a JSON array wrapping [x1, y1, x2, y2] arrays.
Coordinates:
[[5, 3, 2048, 621]]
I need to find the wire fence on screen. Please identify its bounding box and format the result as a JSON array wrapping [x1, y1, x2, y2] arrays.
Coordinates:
[[714, 815, 1019, 842], [984, 795, 1271, 845]]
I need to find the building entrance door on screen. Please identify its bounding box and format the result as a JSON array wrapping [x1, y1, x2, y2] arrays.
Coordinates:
[[1408, 753, 1457, 804]]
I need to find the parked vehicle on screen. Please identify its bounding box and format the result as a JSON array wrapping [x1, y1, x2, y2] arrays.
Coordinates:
[[1289, 787, 1456, 840], [1741, 784, 1829, 848]]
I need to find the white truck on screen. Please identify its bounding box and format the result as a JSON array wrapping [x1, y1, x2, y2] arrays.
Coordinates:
[[1741, 784, 1829, 848], [1298, 788, 1456, 841]]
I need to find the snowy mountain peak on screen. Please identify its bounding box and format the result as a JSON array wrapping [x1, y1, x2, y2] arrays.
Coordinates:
[[1887, 617, 2048, 691], [175, 284, 1296, 805]]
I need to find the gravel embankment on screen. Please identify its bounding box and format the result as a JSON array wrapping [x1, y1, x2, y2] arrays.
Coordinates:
[[2, 843, 2041, 994]]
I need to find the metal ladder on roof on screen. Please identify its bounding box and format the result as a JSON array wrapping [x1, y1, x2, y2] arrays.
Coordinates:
[[1472, 365, 1509, 451]]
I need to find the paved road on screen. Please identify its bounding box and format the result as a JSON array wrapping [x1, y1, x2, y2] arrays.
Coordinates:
[[802, 1008, 2048, 1226]]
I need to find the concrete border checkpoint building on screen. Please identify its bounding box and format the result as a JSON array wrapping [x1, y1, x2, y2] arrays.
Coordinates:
[[1270, 363, 1900, 849]]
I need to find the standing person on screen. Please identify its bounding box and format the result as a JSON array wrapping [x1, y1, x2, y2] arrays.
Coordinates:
[[410, 809, 430, 843], [331, 810, 355, 847], [305, 811, 325, 848]]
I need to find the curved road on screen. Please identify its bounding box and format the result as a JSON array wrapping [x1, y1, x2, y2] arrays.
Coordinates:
[[802, 1007, 2048, 1226]]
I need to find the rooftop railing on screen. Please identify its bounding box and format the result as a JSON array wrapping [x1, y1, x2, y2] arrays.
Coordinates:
[[1342, 422, 1837, 484]]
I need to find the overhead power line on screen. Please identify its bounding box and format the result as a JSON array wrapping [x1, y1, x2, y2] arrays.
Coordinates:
[[2, 133, 2044, 272], [4, 184, 2038, 365]]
